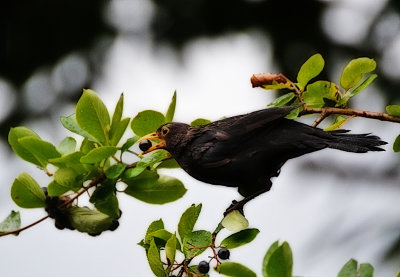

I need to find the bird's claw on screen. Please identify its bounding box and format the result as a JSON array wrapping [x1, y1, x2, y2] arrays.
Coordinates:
[[224, 200, 245, 217]]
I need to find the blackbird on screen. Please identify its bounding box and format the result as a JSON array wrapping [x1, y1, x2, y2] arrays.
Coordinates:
[[138, 106, 386, 213]]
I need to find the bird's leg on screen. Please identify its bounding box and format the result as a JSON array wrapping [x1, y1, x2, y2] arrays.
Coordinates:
[[224, 181, 272, 216]]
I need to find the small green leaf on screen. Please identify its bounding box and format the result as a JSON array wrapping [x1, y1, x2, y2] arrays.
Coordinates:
[[147, 238, 166, 277], [67, 206, 114, 235], [57, 137, 77, 155], [8, 127, 42, 166], [110, 93, 124, 137], [393, 135, 400, 152], [263, 241, 293, 277], [47, 181, 70, 196], [165, 233, 177, 270], [106, 163, 127, 179], [121, 136, 140, 153], [285, 107, 300, 119], [11, 172, 46, 208], [337, 74, 377, 106], [340, 58, 376, 90], [157, 158, 180, 169], [338, 259, 358, 277], [90, 180, 120, 219], [76, 89, 111, 145], [178, 204, 202, 241], [49, 151, 85, 169], [53, 167, 80, 191], [80, 138, 96, 154], [124, 174, 186, 204], [110, 118, 130, 146], [191, 118, 211, 127], [386, 105, 400, 117], [131, 110, 166, 137], [183, 230, 212, 259], [124, 149, 170, 178], [80, 146, 117, 164], [18, 137, 61, 168], [303, 81, 339, 108], [217, 262, 256, 277], [166, 91, 177, 122], [268, 93, 296, 107], [145, 219, 164, 244], [221, 210, 249, 232], [297, 53, 325, 90], [148, 229, 182, 251], [324, 116, 349, 131], [220, 228, 260, 249], [60, 114, 98, 142], [0, 211, 21, 234], [359, 263, 374, 277]]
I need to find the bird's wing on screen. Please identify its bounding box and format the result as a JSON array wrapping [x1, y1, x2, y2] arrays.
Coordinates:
[[190, 106, 298, 168]]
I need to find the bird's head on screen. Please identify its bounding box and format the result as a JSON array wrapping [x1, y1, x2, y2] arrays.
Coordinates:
[[137, 122, 191, 156]]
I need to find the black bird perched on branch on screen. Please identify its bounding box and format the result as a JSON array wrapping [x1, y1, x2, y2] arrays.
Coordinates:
[[138, 106, 386, 213]]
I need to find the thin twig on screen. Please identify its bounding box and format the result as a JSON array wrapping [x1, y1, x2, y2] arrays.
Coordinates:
[[301, 106, 400, 124]]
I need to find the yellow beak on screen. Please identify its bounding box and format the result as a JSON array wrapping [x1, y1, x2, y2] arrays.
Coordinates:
[[137, 132, 166, 156]]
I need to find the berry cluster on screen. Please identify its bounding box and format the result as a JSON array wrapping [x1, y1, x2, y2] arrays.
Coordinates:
[[196, 248, 230, 274], [43, 187, 74, 230]]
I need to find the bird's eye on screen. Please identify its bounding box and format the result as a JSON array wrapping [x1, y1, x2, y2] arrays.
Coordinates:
[[162, 126, 169, 135]]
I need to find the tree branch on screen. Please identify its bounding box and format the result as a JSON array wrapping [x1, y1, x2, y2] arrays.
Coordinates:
[[301, 106, 400, 124]]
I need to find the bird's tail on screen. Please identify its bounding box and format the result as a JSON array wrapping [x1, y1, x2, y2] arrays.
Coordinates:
[[327, 130, 387, 153]]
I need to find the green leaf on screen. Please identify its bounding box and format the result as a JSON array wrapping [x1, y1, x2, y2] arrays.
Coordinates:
[[67, 206, 114, 235], [165, 233, 177, 270], [221, 210, 249, 232], [324, 116, 349, 131], [75, 89, 110, 145], [147, 238, 166, 277], [131, 110, 166, 137], [263, 241, 293, 277], [48, 151, 86, 173], [8, 127, 42, 166], [337, 74, 377, 106], [110, 118, 130, 146], [297, 53, 325, 90], [124, 174, 186, 204], [263, 241, 280, 277], [340, 58, 376, 90], [386, 105, 400, 117], [106, 163, 127, 179], [11, 172, 46, 208], [121, 136, 140, 153], [60, 114, 98, 142], [393, 135, 400, 152], [90, 180, 120, 219], [157, 158, 180, 169], [124, 149, 170, 178], [285, 107, 300, 119], [80, 138, 96, 154], [191, 118, 211, 127], [80, 146, 117, 164], [47, 181, 71, 196], [183, 230, 212, 259], [338, 259, 358, 277], [145, 219, 164, 244], [268, 93, 296, 107], [220, 228, 260, 249], [57, 137, 77, 155], [53, 167, 81, 191], [0, 211, 21, 234], [217, 262, 256, 277], [148, 229, 182, 251], [303, 81, 339, 108], [359, 263, 374, 277], [178, 204, 202, 242], [18, 137, 61, 168], [166, 91, 177, 122], [110, 93, 124, 136]]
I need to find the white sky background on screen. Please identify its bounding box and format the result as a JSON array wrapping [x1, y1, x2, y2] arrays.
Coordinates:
[[1, 0, 400, 276]]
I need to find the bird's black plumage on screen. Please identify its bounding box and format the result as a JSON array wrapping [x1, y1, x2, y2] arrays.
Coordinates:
[[139, 106, 386, 204]]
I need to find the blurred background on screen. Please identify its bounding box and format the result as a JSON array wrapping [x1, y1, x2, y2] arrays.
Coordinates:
[[1, 0, 400, 276]]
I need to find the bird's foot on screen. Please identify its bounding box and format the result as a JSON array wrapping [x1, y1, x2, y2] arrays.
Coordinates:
[[224, 200, 245, 217]]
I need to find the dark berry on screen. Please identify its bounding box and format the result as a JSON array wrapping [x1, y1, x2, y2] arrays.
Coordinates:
[[139, 139, 152, 151], [218, 248, 230, 260], [197, 261, 209, 274]]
